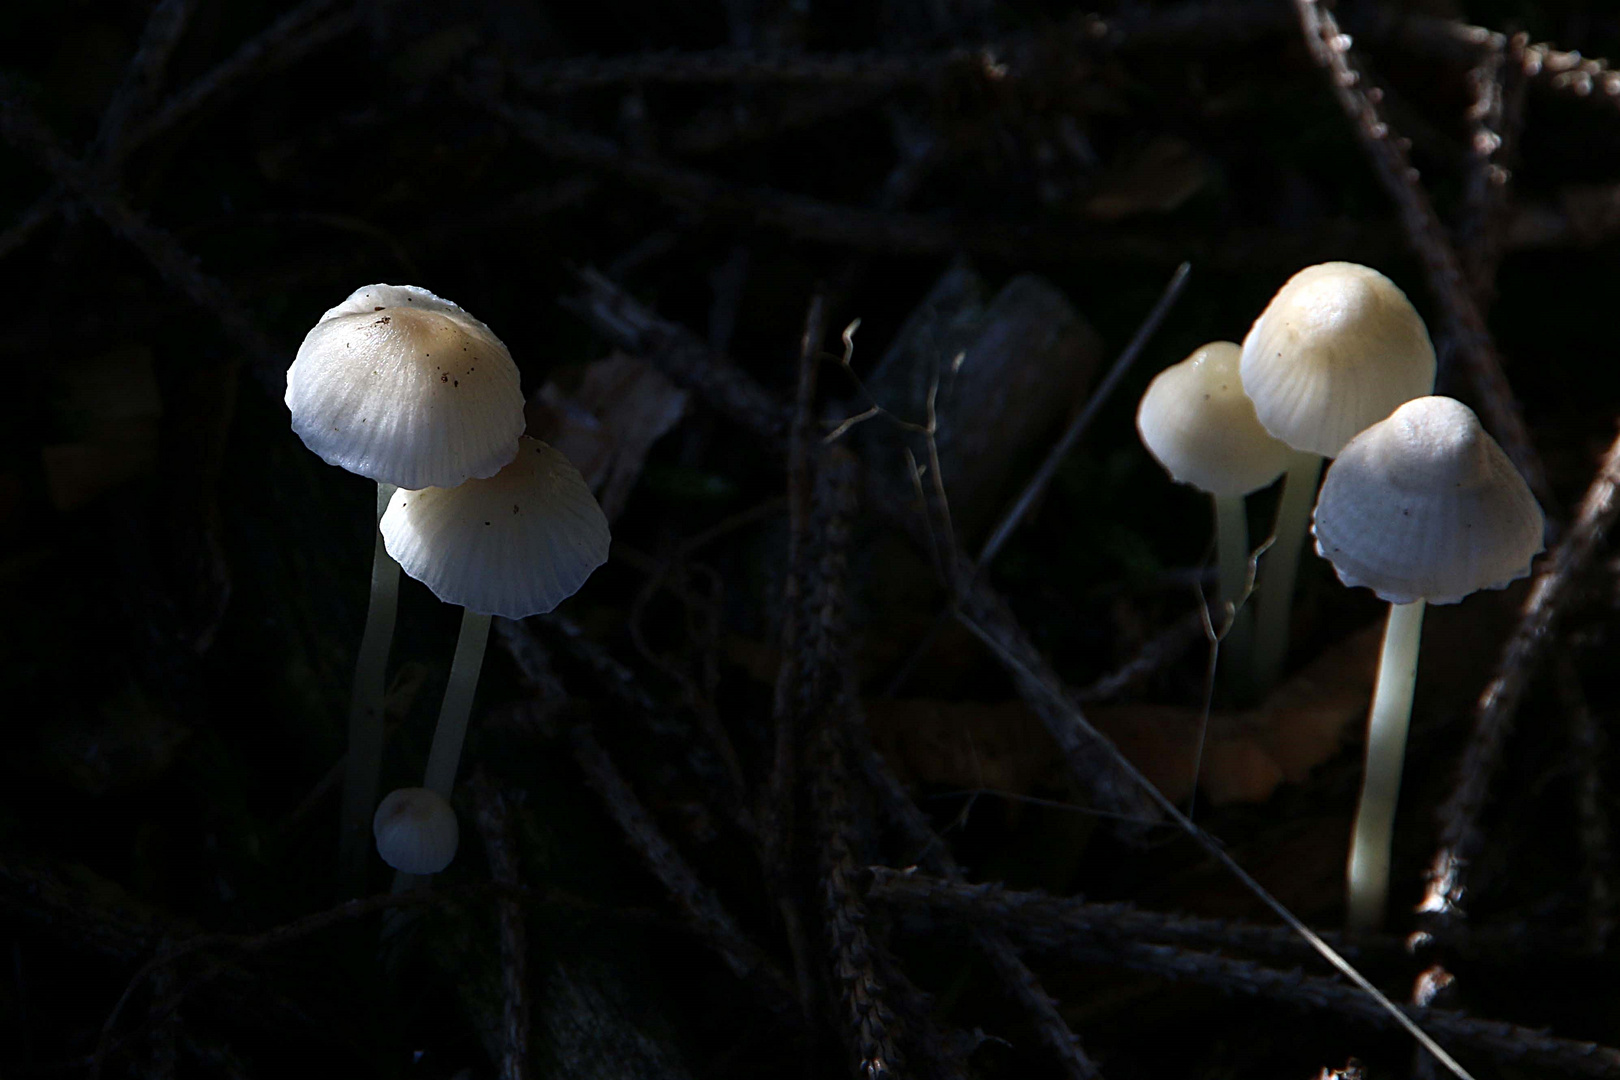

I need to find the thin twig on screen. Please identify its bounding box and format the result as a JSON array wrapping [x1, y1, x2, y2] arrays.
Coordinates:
[[956, 606, 1479, 1080], [856, 746, 1103, 1077], [91, 0, 200, 169], [1424, 427, 1620, 922], [1291, 0, 1552, 511], [514, 47, 980, 91], [471, 773, 531, 1080], [1074, 609, 1207, 703], [956, 572, 1165, 830], [496, 618, 799, 1009], [512, 634, 800, 1013], [799, 451, 904, 1079], [1065, 937, 1620, 1078], [0, 189, 60, 260], [868, 869, 1390, 963], [0, 89, 279, 373], [1457, 33, 1523, 307], [1555, 655, 1615, 952], [566, 267, 794, 446], [128, 0, 351, 148], [977, 262, 1191, 568]]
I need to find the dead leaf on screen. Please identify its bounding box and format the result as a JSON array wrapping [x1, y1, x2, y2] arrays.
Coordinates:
[[1091, 624, 1381, 805], [526, 352, 688, 521], [866, 698, 1065, 801], [1083, 136, 1209, 221]]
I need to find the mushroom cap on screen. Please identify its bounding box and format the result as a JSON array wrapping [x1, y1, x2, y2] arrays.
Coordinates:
[[373, 787, 459, 875], [1240, 262, 1437, 457], [1312, 396, 1544, 605], [1136, 341, 1292, 496], [380, 437, 610, 618], [285, 284, 526, 490]]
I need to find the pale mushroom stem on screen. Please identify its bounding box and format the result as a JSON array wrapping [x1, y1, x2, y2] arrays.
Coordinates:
[[1213, 493, 1255, 690], [339, 481, 402, 891], [1252, 450, 1322, 692], [423, 608, 494, 798], [1347, 598, 1426, 933]]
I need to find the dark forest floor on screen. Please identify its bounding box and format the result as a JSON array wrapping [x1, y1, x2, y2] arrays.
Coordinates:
[[5, 1, 1620, 1078]]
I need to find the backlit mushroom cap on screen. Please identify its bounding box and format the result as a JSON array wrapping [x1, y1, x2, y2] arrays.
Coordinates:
[[380, 437, 610, 618], [285, 284, 525, 490], [1312, 396, 1543, 605], [373, 787, 459, 875], [1240, 263, 1436, 457], [1137, 341, 1292, 497]]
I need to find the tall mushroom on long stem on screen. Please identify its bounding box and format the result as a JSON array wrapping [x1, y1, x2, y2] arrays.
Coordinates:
[[1240, 263, 1437, 694], [1136, 342, 1292, 696], [382, 437, 609, 844], [284, 284, 526, 891], [1313, 396, 1543, 931]]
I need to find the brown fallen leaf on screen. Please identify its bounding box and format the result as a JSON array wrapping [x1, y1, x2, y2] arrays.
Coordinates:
[[866, 697, 1065, 809], [867, 624, 1380, 812], [1083, 135, 1210, 221], [525, 351, 688, 521], [1091, 623, 1381, 805]]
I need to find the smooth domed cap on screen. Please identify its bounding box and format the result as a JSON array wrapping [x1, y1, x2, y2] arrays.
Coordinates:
[[1312, 396, 1543, 605], [285, 284, 526, 490], [380, 437, 610, 618], [1240, 263, 1437, 457], [1137, 342, 1292, 496], [374, 787, 459, 874]]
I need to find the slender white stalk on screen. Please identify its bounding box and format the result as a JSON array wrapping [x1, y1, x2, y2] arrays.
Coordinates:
[[1251, 450, 1322, 693], [423, 609, 494, 798], [1347, 599, 1426, 932], [339, 481, 401, 891], [1213, 493, 1255, 691]]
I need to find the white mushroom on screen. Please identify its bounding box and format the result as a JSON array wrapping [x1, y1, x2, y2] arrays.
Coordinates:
[[1137, 342, 1291, 688], [373, 788, 460, 875], [382, 438, 610, 804], [1239, 262, 1438, 693], [1313, 396, 1543, 930], [286, 283, 526, 491], [284, 283, 527, 891]]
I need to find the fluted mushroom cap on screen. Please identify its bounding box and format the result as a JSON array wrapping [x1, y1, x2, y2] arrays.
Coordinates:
[[285, 284, 525, 490], [1137, 341, 1293, 497], [1240, 263, 1436, 457], [1312, 396, 1543, 605], [380, 438, 610, 618], [373, 787, 459, 874]]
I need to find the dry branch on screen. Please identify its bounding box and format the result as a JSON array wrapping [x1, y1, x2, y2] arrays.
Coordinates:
[[129, 0, 353, 148], [1425, 428, 1620, 921], [1555, 656, 1615, 950], [1291, 0, 1551, 509], [0, 88, 279, 372], [471, 773, 532, 1080], [1076, 938, 1620, 1077], [856, 745, 1102, 1078], [91, 0, 199, 169]]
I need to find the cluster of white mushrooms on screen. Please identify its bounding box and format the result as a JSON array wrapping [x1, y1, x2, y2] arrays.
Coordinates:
[[1137, 262, 1544, 931], [285, 285, 610, 886]]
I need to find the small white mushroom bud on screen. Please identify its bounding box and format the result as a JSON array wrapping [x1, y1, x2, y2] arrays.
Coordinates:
[[373, 787, 460, 875]]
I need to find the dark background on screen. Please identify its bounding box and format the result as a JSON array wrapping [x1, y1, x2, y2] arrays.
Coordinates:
[[3, 0, 1620, 1077]]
